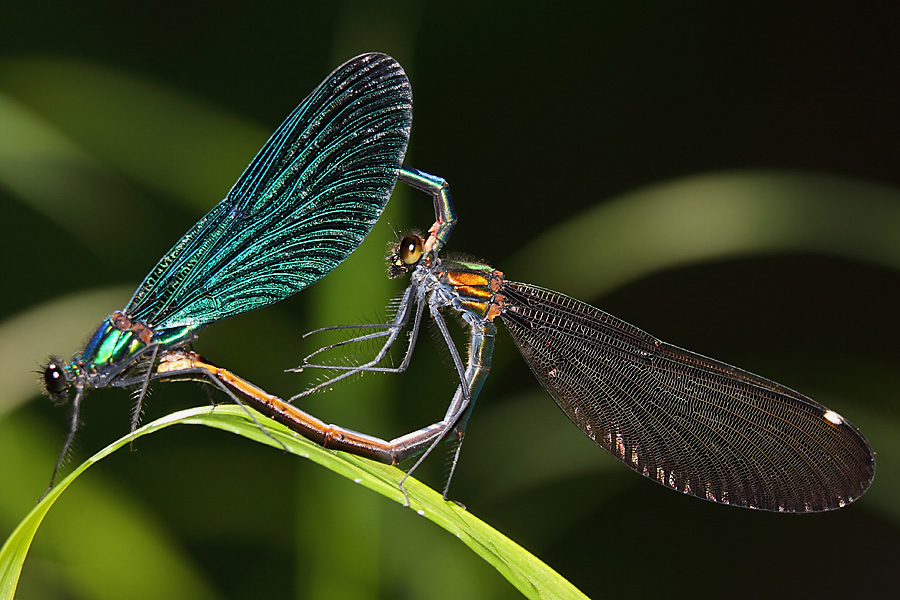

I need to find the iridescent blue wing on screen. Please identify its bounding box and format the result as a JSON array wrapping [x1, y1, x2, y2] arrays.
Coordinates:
[[126, 53, 412, 329]]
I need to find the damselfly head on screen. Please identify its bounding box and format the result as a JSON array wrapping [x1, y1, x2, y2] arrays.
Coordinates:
[[41, 357, 71, 404], [387, 234, 424, 278]]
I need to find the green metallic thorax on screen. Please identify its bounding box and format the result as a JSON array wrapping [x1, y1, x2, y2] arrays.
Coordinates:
[[78, 316, 197, 385], [437, 258, 503, 321]]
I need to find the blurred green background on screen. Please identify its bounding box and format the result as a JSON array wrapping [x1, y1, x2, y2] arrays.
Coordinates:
[[2, 1, 899, 598]]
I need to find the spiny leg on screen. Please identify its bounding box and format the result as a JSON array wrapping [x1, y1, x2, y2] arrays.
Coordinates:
[[130, 343, 159, 434], [289, 287, 427, 401], [299, 326, 397, 365], [43, 383, 85, 499], [295, 285, 416, 371], [426, 300, 470, 404]]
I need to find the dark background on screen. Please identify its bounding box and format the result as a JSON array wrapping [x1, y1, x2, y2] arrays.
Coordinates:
[[1, 2, 898, 599]]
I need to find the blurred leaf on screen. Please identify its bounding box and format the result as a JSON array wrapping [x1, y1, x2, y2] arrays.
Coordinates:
[[0, 58, 266, 212], [0, 92, 151, 254], [470, 391, 623, 497], [509, 171, 900, 296], [0, 406, 589, 600]]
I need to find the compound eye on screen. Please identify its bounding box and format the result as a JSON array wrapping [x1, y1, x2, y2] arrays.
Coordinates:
[[399, 235, 424, 265], [44, 361, 68, 395]]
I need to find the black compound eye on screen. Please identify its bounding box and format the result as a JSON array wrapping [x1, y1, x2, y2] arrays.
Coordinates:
[[399, 235, 424, 265], [43, 361, 68, 395]]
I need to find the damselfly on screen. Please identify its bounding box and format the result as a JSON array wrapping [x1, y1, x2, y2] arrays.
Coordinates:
[[40, 53, 412, 488]]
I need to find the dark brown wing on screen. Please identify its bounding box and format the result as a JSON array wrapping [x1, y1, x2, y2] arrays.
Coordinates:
[[500, 282, 874, 512]]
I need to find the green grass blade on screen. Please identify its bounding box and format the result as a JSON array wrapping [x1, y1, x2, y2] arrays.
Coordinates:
[[0, 406, 589, 600]]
